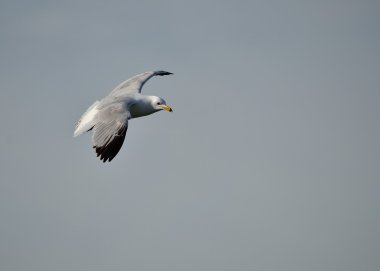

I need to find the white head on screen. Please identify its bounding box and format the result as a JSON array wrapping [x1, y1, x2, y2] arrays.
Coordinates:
[[129, 95, 173, 119], [149, 96, 173, 112]]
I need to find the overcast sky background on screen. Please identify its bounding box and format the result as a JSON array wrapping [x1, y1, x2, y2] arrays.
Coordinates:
[[0, 0, 379, 270]]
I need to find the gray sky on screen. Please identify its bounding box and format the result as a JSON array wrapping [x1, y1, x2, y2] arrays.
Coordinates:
[[0, 0, 379, 270]]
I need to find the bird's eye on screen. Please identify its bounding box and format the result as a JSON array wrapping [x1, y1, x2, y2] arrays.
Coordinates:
[[157, 102, 161, 105]]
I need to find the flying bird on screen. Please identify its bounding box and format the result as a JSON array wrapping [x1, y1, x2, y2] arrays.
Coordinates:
[[74, 70, 173, 162]]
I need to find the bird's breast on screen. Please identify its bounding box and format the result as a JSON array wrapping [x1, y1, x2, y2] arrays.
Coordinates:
[[129, 102, 155, 119]]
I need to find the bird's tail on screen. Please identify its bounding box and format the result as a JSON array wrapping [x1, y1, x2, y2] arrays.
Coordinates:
[[73, 101, 100, 137]]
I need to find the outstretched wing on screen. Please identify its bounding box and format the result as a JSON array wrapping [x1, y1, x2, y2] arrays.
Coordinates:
[[110, 70, 172, 96], [92, 103, 130, 162]]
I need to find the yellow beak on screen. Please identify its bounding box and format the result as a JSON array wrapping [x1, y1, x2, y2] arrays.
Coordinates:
[[162, 105, 173, 112]]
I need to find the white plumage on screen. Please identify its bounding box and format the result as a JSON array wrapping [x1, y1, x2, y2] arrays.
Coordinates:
[[74, 71, 173, 162]]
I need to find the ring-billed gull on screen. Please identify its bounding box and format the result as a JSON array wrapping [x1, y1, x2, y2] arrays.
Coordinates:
[[74, 70, 173, 162]]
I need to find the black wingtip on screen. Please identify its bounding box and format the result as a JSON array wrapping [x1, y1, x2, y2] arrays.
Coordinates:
[[155, 70, 173, 76], [93, 134, 126, 163]]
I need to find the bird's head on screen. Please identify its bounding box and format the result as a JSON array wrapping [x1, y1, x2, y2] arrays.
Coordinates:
[[151, 96, 173, 112]]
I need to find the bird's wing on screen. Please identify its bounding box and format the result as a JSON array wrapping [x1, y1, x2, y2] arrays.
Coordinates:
[[92, 102, 130, 162], [110, 70, 172, 96]]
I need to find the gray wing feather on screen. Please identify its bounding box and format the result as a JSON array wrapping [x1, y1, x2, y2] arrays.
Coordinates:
[[110, 70, 172, 96], [92, 103, 130, 162]]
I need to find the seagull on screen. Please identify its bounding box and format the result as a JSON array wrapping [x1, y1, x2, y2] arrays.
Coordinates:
[[74, 70, 173, 162]]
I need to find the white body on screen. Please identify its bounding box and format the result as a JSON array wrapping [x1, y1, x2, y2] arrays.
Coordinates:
[[73, 70, 173, 162]]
